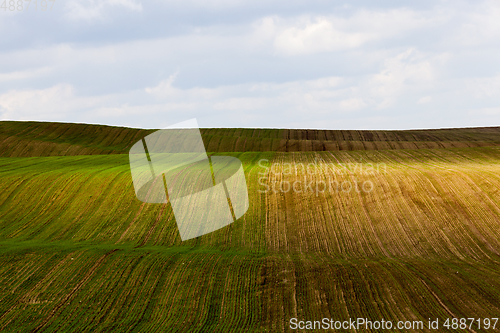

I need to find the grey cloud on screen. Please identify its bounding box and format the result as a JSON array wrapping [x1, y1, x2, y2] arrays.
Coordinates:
[[0, 0, 499, 129]]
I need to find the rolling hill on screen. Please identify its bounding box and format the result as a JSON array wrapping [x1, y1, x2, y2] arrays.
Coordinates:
[[1, 120, 500, 157], [1, 121, 500, 332]]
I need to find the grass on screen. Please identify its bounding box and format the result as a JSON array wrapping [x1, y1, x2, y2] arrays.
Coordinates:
[[1, 121, 500, 331]]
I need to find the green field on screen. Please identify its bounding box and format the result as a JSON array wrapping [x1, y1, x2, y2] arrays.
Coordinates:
[[1, 121, 500, 332]]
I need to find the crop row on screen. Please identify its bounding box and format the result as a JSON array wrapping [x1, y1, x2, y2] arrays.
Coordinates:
[[1, 148, 500, 260], [1, 246, 500, 332], [1, 146, 500, 331]]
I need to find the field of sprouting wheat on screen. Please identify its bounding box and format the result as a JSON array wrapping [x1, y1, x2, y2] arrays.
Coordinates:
[[1, 121, 500, 332]]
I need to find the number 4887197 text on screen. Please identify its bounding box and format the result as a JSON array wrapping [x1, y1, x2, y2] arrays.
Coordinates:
[[1, 0, 56, 11]]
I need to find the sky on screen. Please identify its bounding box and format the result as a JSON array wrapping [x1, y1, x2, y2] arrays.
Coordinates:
[[0, 0, 499, 129]]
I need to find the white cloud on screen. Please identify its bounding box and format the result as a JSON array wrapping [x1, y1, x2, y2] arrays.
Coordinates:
[[213, 97, 269, 111], [339, 98, 366, 111], [0, 84, 104, 121], [0, 67, 52, 82], [273, 17, 368, 55], [64, 0, 142, 21], [367, 48, 436, 109], [468, 107, 500, 116], [418, 96, 432, 104], [466, 75, 500, 98], [144, 73, 180, 98], [0, 73, 363, 127], [145, 73, 224, 101], [142, 74, 372, 125], [253, 8, 447, 56], [454, 0, 500, 46]]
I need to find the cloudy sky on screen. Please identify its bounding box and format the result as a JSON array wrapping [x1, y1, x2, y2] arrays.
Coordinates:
[[0, 0, 499, 129]]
